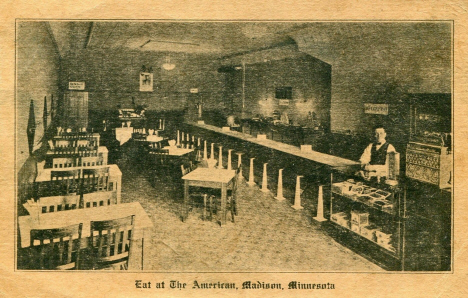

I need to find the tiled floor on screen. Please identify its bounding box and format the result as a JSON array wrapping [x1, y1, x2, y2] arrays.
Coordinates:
[[118, 147, 384, 272]]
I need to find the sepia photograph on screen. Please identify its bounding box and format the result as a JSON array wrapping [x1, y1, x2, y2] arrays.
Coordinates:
[[15, 20, 453, 275]]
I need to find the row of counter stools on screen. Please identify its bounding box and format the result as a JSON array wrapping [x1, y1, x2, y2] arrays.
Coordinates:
[[175, 129, 327, 221]]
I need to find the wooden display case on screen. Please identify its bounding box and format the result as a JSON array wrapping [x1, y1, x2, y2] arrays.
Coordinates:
[[407, 93, 452, 189]]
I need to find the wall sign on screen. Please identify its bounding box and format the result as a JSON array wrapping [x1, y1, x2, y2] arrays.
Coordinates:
[[68, 82, 85, 90], [364, 103, 389, 115], [279, 99, 290, 106], [140, 72, 153, 92]]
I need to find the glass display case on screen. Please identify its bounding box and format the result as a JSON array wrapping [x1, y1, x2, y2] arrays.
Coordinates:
[[329, 171, 404, 269]]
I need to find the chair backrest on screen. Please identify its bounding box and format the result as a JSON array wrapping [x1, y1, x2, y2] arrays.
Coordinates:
[[76, 139, 90, 147], [229, 167, 240, 195], [148, 141, 161, 149], [79, 156, 103, 167], [89, 215, 135, 270], [39, 194, 79, 213], [77, 146, 98, 157], [50, 169, 81, 196], [132, 128, 146, 140], [29, 223, 83, 270], [149, 148, 169, 166], [181, 164, 190, 176], [82, 167, 110, 193], [133, 128, 145, 134], [82, 191, 115, 208], [54, 139, 75, 148], [53, 147, 77, 156], [52, 157, 77, 169]]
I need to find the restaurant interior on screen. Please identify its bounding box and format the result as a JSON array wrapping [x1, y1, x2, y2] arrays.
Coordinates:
[[16, 21, 452, 271]]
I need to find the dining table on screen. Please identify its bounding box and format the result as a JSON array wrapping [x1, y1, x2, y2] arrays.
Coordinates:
[[18, 201, 154, 270], [34, 163, 122, 204], [181, 167, 236, 225]]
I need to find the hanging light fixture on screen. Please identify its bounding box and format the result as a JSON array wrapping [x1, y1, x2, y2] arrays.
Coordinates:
[[162, 56, 176, 71]]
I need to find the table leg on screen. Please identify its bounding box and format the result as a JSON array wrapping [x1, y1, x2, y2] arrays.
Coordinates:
[[221, 183, 227, 225], [183, 180, 189, 222]]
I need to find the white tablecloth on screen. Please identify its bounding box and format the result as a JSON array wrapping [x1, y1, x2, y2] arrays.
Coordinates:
[[146, 135, 164, 142], [115, 127, 134, 145]]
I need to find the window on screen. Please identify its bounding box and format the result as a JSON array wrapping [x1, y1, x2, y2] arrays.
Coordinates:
[[275, 87, 293, 99]]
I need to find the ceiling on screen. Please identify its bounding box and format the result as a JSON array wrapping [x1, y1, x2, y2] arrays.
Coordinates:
[[47, 21, 451, 66], [47, 21, 307, 57]]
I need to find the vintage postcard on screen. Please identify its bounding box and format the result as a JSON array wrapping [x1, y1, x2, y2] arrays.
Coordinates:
[[1, 1, 467, 297]]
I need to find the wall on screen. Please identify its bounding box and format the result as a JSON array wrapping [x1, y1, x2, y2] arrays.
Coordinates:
[[60, 50, 225, 114], [293, 22, 451, 133], [223, 54, 331, 129], [16, 22, 61, 170]]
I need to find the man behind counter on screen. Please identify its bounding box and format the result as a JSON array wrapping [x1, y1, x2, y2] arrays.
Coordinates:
[[359, 125, 396, 180]]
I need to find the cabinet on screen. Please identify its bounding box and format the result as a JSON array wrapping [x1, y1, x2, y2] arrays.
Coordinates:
[[329, 172, 404, 270], [62, 91, 88, 130]]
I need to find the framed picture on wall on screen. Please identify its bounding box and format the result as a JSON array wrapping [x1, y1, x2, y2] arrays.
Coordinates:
[[139, 72, 153, 92]]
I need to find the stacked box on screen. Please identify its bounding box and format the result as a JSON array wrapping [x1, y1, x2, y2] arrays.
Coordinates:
[[373, 200, 394, 213], [351, 210, 369, 226], [350, 185, 365, 195], [374, 190, 392, 200], [357, 196, 373, 204], [360, 225, 378, 241], [375, 229, 393, 247], [332, 182, 354, 195], [351, 223, 361, 234], [361, 186, 377, 195], [331, 212, 350, 228]]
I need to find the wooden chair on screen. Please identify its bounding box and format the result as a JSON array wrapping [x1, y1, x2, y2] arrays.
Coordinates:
[[39, 194, 79, 213], [76, 139, 90, 147], [181, 164, 191, 176], [89, 215, 135, 270], [78, 146, 98, 157], [132, 128, 147, 141], [29, 223, 83, 270], [81, 191, 115, 208], [50, 169, 81, 196], [148, 141, 161, 150], [227, 167, 240, 221], [81, 167, 110, 194], [79, 156, 103, 167], [86, 136, 99, 147], [148, 148, 169, 170], [52, 157, 77, 169], [54, 139, 75, 148], [181, 161, 198, 176], [53, 147, 77, 156]]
